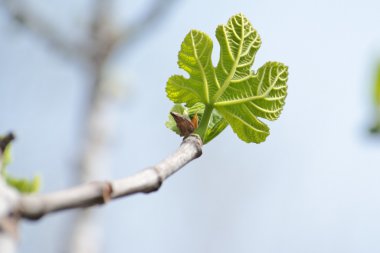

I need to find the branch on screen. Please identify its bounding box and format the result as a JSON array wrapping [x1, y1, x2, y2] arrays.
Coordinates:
[[0, 0, 85, 59], [68, 1, 116, 251], [0, 141, 19, 253], [17, 135, 202, 220]]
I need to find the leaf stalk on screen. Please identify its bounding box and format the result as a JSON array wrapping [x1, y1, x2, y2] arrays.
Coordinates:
[[195, 105, 213, 140]]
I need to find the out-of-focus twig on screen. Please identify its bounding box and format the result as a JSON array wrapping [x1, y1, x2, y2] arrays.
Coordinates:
[[0, 0, 86, 60], [0, 0, 178, 252], [0, 135, 201, 253], [115, 0, 177, 50], [0, 137, 19, 253], [71, 1, 177, 252]]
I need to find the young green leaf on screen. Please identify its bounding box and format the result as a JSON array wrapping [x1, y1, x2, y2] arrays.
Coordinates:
[[5, 174, 41, 194], [0, 134, 40, 193], [375, 62, 380, 108], [370, 62, 380, 134], [166, 13, 288, 143], [166, 103, 227, 144], [1, 142, 12, 173]]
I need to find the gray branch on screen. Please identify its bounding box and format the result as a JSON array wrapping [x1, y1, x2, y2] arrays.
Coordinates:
[[0, 135, 201, 253], [0, 151, 19, 253], [17, 135, 202, 220], [68, 1, 178, 251]]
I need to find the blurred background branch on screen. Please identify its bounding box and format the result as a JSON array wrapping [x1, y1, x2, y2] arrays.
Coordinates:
[[0, 135, 201, 253], [0, 178, 19, 253], [115, 0, 177, 50], [0, 137, 19, 253], [0, 0, 86, 60], [0, 0, 176, 252]]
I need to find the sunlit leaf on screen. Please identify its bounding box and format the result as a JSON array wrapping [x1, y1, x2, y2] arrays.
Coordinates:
[[166, 13, 288, 143], [5, 174, 41, 194], [375, 62, 380, 107], [1, 143, 12, 173], [0, 135, 40, 193], [370, 62, 380, 134]]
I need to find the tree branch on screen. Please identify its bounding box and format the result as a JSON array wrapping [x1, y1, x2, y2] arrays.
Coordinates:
[[68, 1, 178, 251], [17, 135, 202, 220], [0, 147, 19, 253], [0, 0, 85, 59]]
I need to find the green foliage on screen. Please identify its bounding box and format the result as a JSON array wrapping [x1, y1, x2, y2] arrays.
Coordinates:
[[5, 174, 41, 193], [166, 13, 288, 143], [370, 62, 380, 134], [166, 103, 228, 144], [1, 138, 40, 194], [1, 142, 12, 170], [374, 62, 380, 108]]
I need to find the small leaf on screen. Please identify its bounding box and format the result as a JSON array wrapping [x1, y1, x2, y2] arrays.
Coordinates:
[[374, 62, 380, 108], [165, 104, 187, 135], [1, 143, 12, 173], [370, 62, 380, 134], [0, 133, 15, 173], [0, 134, 40, 193], [166, 103, 228, 144], [5, 175, 41, 193], [166, 13, 288, 143]]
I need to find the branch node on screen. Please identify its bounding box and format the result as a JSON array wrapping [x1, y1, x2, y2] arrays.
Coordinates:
[[186, 134, 203, 158], [11, 136, 202, 220], [101, 181, 113, 203], [148, 166, 164, 193]]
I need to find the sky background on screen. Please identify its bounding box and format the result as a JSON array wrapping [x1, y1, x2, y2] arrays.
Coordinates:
[[1, 0, 380, 252]]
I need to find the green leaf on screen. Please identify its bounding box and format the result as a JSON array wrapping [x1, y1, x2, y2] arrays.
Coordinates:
[[375, 62, 380, 107], [166, 13, 288, 143], [166, 103, 227, 144], [370, 62, 380, 134], [1, 143, 12, 174], [203, 110, 228, 144], [165, 104, 187, 135], [0, 136, 40, 193], [5, 174, 41, 194]]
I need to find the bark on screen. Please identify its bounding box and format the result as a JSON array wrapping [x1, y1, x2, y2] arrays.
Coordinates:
[[18, 135, 202, 220], [0, 135, 202, 252], [0, 143, 19, 253], [0, 1, 178, 252]]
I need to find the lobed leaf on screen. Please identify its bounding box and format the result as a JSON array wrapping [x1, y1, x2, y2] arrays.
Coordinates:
[[166, 13, 288, 143]]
